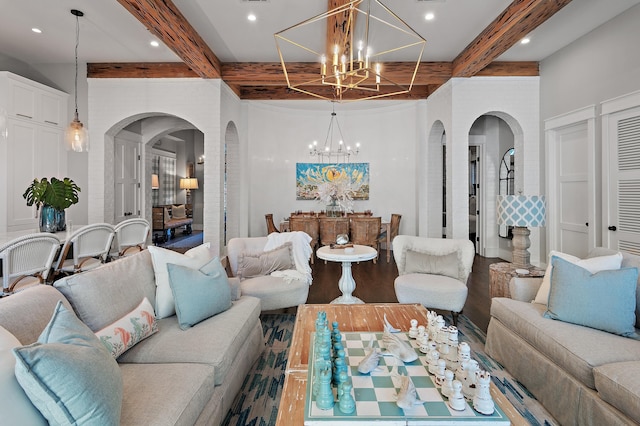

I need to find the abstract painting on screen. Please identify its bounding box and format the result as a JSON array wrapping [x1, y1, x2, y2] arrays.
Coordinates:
[[296, 163, 370, 200]]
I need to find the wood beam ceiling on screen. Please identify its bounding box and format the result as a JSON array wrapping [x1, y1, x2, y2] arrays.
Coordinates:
[[452, 0, 573, 77], [94, 1, 559, 100]]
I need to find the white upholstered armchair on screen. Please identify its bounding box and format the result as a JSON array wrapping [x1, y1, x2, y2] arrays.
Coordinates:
[[393, 235, 475, 325]]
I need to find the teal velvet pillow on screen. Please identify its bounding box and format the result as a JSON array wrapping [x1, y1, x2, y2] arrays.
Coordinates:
[[167, 257, 233, 330], [12, 301, 123, 425], [544, 256, 638, 337]]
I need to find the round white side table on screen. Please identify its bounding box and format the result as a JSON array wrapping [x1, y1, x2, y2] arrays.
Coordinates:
[[316, 244, 377, 304]]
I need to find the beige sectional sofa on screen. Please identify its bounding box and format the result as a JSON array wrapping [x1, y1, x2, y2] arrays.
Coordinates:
[[0, 249, 264, 425], [485, 248, 640, 425]]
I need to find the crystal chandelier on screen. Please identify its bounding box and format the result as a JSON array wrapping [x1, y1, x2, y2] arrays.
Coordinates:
[[309, 104, 360, 163], [275, 0, 426, 102]]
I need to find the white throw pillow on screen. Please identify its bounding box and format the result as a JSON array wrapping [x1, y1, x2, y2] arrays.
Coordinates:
[[148, 243, 212, 318], [533, 250, 623, 305], [0, 326, 47, 425], [172, 204, 186, 219]]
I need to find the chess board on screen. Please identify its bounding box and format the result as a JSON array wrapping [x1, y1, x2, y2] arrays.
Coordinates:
[[304, 331, 511, 425]]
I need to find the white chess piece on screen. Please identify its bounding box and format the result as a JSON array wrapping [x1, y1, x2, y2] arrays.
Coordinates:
[[458, 342, 471, 363], [417, 327, 429, 347], [473, 370, 495, 415], [463, 360, 479, 401], [408, 319, 419, 338], [428, 350, 440, 375], [441, 369, 454, 398], [448, 380, 466, 411], [455, 359, 468, 385], [435, 359, 446, 386]]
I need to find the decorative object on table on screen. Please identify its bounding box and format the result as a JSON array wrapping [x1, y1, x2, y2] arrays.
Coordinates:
[[408, 319, 418, 338], [473, 371, 496, 415], [65, 9, 89, 152], [336, 233, 349, 245], [392, 363, 423, 410], [179, 177, 198, 205], [23, 177, 81, 232], [274, 0, 425, 102], [496, 194, 546, 268], [382, 322, 417, 362], [356, 336, 381, 374], [296, 162, 369, 201]]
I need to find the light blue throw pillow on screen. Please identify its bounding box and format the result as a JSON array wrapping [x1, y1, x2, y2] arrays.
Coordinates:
[[12, 301, 123, 426], [167, 257, 233, 330], [544, 256, 638, 337]]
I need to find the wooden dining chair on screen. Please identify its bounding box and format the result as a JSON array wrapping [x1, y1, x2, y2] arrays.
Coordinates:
[[0, 233, 61, 294], [350, 216, 382, 263], [288, 216, 319, 264], [265, 214, 280, 234], [319, 217, 350, 246], [378, 213, 402, 263]]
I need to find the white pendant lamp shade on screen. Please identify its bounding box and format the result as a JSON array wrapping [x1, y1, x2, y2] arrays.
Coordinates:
[[66, 116, 89, 152]]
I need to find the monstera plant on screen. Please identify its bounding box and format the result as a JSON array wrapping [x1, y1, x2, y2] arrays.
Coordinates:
[[23, 177, 81, 232]]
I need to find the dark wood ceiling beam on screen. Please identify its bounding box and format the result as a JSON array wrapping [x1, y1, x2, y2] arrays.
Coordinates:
[[117, 0, 222, 78], [238, 85, 431, 101], [88, 62, 198, 78], [452, 0, 572, 77]]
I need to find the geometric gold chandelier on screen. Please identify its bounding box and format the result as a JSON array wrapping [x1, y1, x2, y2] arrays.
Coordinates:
[[275, 0, 426, 102]]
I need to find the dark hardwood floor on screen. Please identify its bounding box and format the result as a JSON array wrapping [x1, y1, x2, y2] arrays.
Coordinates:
[[305, 253, 503, 333]]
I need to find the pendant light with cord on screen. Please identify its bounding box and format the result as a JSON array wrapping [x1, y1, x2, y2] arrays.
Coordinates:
[[65, 9, 89, 152]]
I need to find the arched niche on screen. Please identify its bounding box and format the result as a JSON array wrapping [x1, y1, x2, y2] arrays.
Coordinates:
[[223, 121, 240, 245]]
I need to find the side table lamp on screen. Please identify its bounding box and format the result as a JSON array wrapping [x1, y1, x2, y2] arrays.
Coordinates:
[[496, 195, 546, 268]]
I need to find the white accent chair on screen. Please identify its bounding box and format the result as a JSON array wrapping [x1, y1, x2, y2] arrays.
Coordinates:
[[114, 218, 150, 257], [55, 223, 116, 276], [227, 236, 310, 311], [0, 233, 61, 294], [393, 235, 475, 325]]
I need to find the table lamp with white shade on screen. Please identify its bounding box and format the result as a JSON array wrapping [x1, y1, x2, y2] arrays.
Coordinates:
[[180, 177, 199, 205], [496, 195, 546, 268]]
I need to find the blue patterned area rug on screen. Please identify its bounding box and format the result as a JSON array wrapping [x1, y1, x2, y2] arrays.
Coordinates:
[[221, 313, 558, 426]]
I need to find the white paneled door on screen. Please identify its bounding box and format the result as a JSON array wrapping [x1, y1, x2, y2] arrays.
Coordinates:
[[605, 106, 640, 254], [114, 135, 141, 223]]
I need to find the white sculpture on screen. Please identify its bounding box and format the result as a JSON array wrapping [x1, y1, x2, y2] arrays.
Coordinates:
[[473, 370, 495, 415]]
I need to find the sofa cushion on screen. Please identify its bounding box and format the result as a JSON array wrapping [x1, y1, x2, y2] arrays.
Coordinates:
[[491, 297, 640, 389], [54, 249, 156, 332], [148, 244, 212, 319], [237, 242, 294, 279], [171, 204, 186, 219], [394, 273, 468, 313], [96, 297, 158, 358], [544, 256, 638, 337], [119, 363, 216, 426], [13, 302, 122, 425], [534, 250, 623, 305], [117, 296, 261, 385], [594, 361, 640, 424], [167, 258, 232, 330], [0, 326, 46, 425]]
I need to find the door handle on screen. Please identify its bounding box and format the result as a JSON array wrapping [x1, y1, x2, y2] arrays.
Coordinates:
[[608, 225, 617, 231]]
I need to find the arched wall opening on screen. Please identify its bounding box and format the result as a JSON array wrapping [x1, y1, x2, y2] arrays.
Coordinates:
[[224, 121, 240, 245]]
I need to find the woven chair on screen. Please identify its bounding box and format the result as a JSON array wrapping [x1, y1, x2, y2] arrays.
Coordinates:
[[0, 233, 61, 294], [288, 216, 319, 264], [378, 213, 402, 263], [350, 216, 382, 263], [114, 218, 150, 257], [54, 223, 116, 276], [265, 213, 280, 234], [319, 217, 350, 246]]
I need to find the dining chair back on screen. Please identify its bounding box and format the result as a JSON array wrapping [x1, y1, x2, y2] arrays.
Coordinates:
[[114, 218, 150, 257], [55, 223, 116, 275], [265, 213, 280, 234], [319, 217, 350, 246], [288, 216, 319, 263], [350, 216, 382, 262], [0, 233, 61, 294]]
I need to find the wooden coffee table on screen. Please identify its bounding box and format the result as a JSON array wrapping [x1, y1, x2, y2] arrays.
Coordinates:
[[275, 303, 527, 425]]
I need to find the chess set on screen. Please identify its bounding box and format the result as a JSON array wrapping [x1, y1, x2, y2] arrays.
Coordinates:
[[303, 311, 511, 425]]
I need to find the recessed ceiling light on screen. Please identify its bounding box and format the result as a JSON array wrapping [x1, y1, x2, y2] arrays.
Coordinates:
[[520, 37, 530, 45], [424, 12, 435, 21], [247, 13, 257, 21], [150, 40, 160, 47], [32, 28, 42, 34]]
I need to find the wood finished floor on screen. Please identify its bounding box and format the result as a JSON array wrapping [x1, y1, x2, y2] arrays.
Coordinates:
[[305, 253, 503, 333]]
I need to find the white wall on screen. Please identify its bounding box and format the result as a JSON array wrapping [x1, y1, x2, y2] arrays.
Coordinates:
[[245, 101, 421, 238]]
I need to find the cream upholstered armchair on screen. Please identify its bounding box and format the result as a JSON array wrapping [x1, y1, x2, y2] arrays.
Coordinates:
[[393, 235, 475, 325], [227, 232, 312, 311]]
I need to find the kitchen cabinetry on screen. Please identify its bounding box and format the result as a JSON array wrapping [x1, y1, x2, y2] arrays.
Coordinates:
[[0, 72, 68, 232]]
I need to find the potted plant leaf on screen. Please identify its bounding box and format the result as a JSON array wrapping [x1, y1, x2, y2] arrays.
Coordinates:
[[23, 177, 81, 232]]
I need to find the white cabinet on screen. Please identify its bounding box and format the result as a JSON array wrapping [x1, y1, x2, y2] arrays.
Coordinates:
[[0, 72, 68, 232]]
